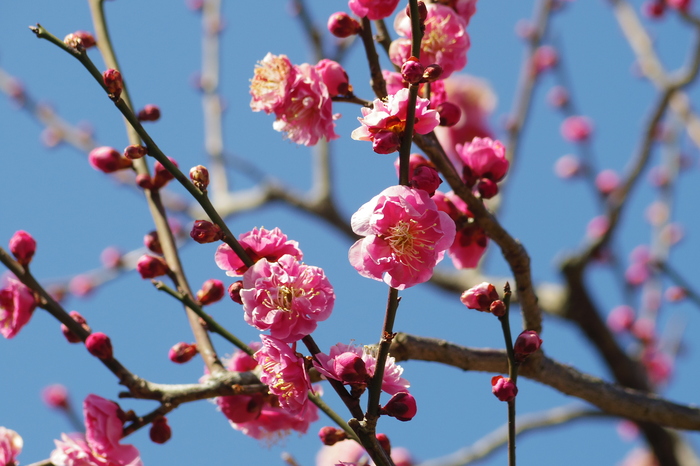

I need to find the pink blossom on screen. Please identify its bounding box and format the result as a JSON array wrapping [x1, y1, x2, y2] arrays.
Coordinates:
[[434, 75, 496, 162], [313, 343, 410, 395], [84, 394, 124, 455], [241, 255, 334, 342], [455, 137, 509, 194], [625, 261, 650, 286], [665, 286, 687, 302], [0, 275, 37, 339], [255, 335, 312, 415], [595, 169, 620, 195], [560, 115, 593, 142], [217, 393, 265, 423], [531, 45, 558, 74], [216, 227, 302, 277], [554, 154, 581, 179], [433, 191, 488, 269], [547, 86, 570, 108], [642, 348, 673, 386], [441, 0, 478, 24], [69, 274, 94, 297], [250, 53, 297, 114], [0, 427, 22, 466], [460, 282, 499, 312], [491, 376, 517, 402], [349, 186, 455, 289], [315, 59, 350, 97], [316, 439, 365, 466], [390, 3, 470, 79], [348, 0, 400, 20], [383, 71, 448, 108], [607, 305, 635, 333], [226, 343, 261, 372], [272, 63, 339, 146], [352, 89, 440, 154], [586, 215, 609, 239]]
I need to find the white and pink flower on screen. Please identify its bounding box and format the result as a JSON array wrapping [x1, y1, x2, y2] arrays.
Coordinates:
[[250, 53, 297, 115]]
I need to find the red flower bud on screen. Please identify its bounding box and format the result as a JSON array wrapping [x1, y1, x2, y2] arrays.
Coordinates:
[[168, 342, 198, 364], [476, 178, 499, 199], [196, 279, 225, 305], [228, 281, 244, 304], [318, 426, 347, 446], [410, 165, 442, 196], [102, 69, 123, 100], [149, 417, 172, 444], [327, 12, 361, 38], [151, 157, 178, 189], [190, 220, 223, 244], [88, 146, 132, 173], [61, 310, 91, 343], [489, 299, 506, 317], [137, 104, 161, 122], [85, 332, 113, 359], [406, 1, 428, 22], [491, 376, 518, 402], [143, 231, 163, 255], [436, 101, 461, 127], [422, 64, 443, 83], [401, 58, 424, 84], [9, 230, 36, 266], [135, 174, 154, 190], [189, 165, 209, 191], [124, 144, 147, 160], [136, 254, 169, 279], [514, 330, 542, 361], [334, 352, 369, 384], [380, 392, 417, 421]]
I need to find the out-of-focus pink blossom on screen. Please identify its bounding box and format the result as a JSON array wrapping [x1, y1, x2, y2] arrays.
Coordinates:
[[617, 420, 641, 442], [216, 227, 302, 277], [100, 247, 122, 269], [645, 201, 669, 227], [560, 115, 593, 142], [348, 0, 400, 20], [648, 166, 670, 188], [0, 275, 37, 339], [272, 63, 339, 146], [255, 335, 312, 415], [315, 59, 351, 97], [547, 86, 569, 108], [531, 45, 558, 74], [455, 137, 509, 197], [390, 3, 470, 79], [665, 286, 687, 303], [313, 343, 410, 395], [460, 282, 499, 312], [625, 262, 650, 287], [619, 447, 660, 466], [250, 53, 297, 115], [607, 305, 635, 333], [491, 376, 517, 402], [660, 223, 684, 247], [441, 0, 478, 24], [352, 88, 440, 154], [642, 287, 662, 313], [381, 392, 417, 421], [586, 215, 609, 240], [43, 384, 70, 409], [226, 343, 261, 372], [196, 279, 225, 305], [666, 0, 691, 12], [316, 439, 366, 466], [642, 348, 673, 386], [629, 245, 651, 264], [217, 393, 265, 424], [349, 186, 455, 289], [9, 230, 36, 266], [136, 254, 169, 279], [434, 75, 496, 161], [151, 157, 178, 189], [0, 427, 22, 466], [632, 317, 656, 343], [241, 255, 334, 342], [143, 231, 163, 255], [69, 274, 94, 297], [554, 154, 581, 178], [643, 0, 666, 18], [595, 169, 620, 195]]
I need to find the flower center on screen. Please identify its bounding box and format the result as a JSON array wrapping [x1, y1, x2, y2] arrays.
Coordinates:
[[422, 14, 455, 55]]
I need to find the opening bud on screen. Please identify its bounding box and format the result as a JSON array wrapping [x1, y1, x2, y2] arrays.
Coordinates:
[[196, 279, 225, 305], [124, 144, 147, 160], [137, 104, 161, 122], [228, 281, 244, 304], [318, 426, 347, 446], [143, 231, 163, 255], [63, 31, 96, 51], [85, 332, 113, 359], [61, 311, 91, 343], [460, 282, 500, 312], [9, 230, 36, 267], [190, 220, 223, 244], [380, 392, 417, 422], [136, 254, 169, 279], [149, 417, 172, 444], [401, 58, 424, 84], [513, 330, 542, 361], [88, 146, 132, 173], [189, 165, 209, 191], [327, 12, 361, 38], [102, 69, 123, 100], [491, 376, 517, 402], [422, 64, 443, 83], [168, 342, 198, 364]]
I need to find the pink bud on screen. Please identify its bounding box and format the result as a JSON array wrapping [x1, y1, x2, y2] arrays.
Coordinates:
[[137, 104, 161, 122], [69, 274, 94, 297], [228, 281, 243, 304], [149, 417, 172, 444], [422, 64, 443, 83], [61, 310, 91, 343], [196, 279, 225, 305], [489, 299, 506, 317], [595, 169, 620, 195], [168, 342, 198, 364], [190, 220, 223, 244], [436, 101, 461, 127], [102, 69, 123, 99], [85, 332, 113, 359], [410, 165, 442, 196], [531, 45, 558, 74], [142, 232, 163, 257], [9, 230, 36, 266], [491, 376, 517, 402], [666, 0, 690, 12], [327, 12, 361, 38], [100, 246, 123, 269], [554, 154, 581, 179], [136, 254, 169, 279], [607, 305, 635, 333], [88, 146, 132, 173], [476, 178, 499, 199], [135, 174, 154, 190], [560, 115, 593, 142], [513, 330, 542, 361], [381, 392, 417, 421], [632, 317, 656, 344], [376, 433, 392, 456], [334, 352, 369, 384], [401, 58, 424, 84], [123, 144, 147, 160], [42, 384, 69, 409], [318, 426, 347, 446], [189, 165, 209, 191], [586, 215, 609, 240], [460, 282, 500, 312], [625, 262, 650, 287], [152, 157, 178, 189]]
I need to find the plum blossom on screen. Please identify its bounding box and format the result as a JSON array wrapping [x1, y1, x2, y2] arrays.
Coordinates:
[[0, 427, 22, 466], [351, 88, 440, 154], [51, 395, 142, 466], [348, 0, 400, 20], [315, 59, 351, 97], [255, 335, 312, 415], [0, 275, 37, 339], [383, 71, 448, 108], [313, 343, 410, 395], [442, 0, 478, 25], [240, 255, 334, 342], [433, 191, 488, 269], [349, 186, 455, 289], [455, 137, 509, 198], [215, 227, 302, 277], [390, 3, 470, 79], [250, 53, 296, 114]]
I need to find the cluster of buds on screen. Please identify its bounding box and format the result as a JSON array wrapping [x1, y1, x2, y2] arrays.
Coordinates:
[[460, 282, 505, 316], [400, 57, 443, 85]]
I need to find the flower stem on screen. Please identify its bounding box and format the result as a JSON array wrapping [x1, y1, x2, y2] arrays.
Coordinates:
[[367, 286, 400, 419], [498, 283, 517, 466]]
